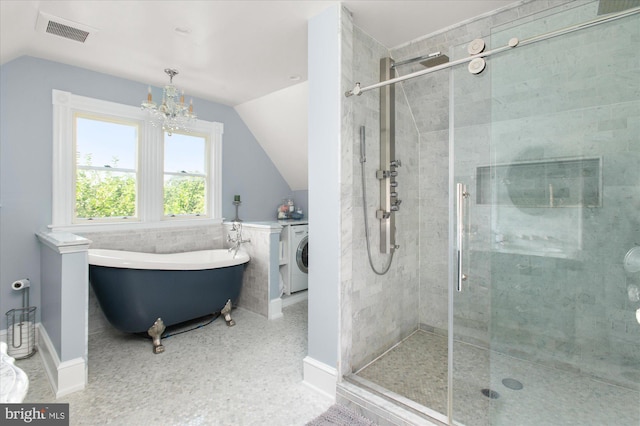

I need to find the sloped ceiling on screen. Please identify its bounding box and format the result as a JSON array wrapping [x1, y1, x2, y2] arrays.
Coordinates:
[[1, 0, 516, 192], [235, 82, 308, 191]]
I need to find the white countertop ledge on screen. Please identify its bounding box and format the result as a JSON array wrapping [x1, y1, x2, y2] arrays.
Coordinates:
[[223, 220, 308, 231], [36, 231, 92, 254]]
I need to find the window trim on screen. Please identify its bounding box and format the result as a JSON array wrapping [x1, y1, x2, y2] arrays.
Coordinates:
[[51, 89, 223, 231]]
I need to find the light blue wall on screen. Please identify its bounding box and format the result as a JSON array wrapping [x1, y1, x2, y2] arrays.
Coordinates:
[[292, 189, 308, 218], [0, 56, 292, 325], [307, 5, 341, 369]]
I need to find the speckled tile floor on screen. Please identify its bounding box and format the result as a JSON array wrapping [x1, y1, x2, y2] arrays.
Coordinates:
[[16, 301, 333, 426], [356, 330, 640, 426]]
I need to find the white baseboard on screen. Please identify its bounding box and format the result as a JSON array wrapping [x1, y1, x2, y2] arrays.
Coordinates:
[[282, 290, 308, 308], [303, 356, 337, 400], [37, 323, 87, 398], [269, 290, 309, 319], [268, 298, 283, 320]]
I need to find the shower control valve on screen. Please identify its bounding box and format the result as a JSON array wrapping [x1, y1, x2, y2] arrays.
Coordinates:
[[376, 209, 391, 219], [376, 170, 398, 179]]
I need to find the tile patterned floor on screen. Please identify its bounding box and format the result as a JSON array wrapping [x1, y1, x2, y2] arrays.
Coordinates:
[[356, 330, 640, 426], [17, 301, 333, 426]]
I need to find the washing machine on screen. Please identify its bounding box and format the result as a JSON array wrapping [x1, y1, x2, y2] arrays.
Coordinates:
[[281, 223, 308, 294]]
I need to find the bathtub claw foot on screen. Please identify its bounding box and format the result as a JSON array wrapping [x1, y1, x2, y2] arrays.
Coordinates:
[[221, 299, 235, 327], [148, 318, 166, 354]]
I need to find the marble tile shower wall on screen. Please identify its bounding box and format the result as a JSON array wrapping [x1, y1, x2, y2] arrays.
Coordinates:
[[341, 18, 420, 373], [486, 5, 640, 388], [388, 0, 639, 389], [339, 6, 355, 377], [389, 0, 576, 340]]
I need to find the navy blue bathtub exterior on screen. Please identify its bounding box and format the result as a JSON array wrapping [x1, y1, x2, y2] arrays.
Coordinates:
[[89, 264, 245, 333]]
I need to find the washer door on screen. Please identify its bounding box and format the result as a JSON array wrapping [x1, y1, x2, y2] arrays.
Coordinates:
[[296, 235, 308, 273]]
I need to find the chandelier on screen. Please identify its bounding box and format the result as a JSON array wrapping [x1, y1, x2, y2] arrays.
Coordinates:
[[141, 68, 196, 136]]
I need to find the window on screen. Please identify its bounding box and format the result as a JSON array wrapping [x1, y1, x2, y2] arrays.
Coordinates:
[[52, 90, 222, 230], [74, 115, 139, 221], [163, 131, 208, 217]]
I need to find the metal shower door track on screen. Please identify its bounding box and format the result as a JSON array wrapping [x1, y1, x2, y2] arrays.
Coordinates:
[[344, 6, 639, 98]]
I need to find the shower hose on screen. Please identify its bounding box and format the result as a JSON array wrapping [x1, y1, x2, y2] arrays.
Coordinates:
[[360, 125, 394, 275]]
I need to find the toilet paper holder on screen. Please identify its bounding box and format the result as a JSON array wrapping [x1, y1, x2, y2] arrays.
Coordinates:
[[5, 278, 36, 359], [5, 307, 36, 359], [11, 279, 30, 291]]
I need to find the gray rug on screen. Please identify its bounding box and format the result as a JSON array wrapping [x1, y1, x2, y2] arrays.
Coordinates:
[[306, 404, 377, 426]]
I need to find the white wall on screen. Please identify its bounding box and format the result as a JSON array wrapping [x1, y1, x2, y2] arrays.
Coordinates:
[[235, 82, 309, 191]]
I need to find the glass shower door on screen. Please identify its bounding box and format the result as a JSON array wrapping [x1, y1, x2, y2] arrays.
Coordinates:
[[451, 2, 640, 425], [449, 38, 494, 426]]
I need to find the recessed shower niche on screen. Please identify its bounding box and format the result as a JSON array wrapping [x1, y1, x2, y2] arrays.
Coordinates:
[[476, 157, 602, 259], [476, 157, 602, 208]]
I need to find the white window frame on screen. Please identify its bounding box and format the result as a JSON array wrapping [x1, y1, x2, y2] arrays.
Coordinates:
[[162, 129, 211, 219], [51, 89, 223, 231]]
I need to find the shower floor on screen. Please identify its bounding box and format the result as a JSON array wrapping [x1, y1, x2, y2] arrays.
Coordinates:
[[355, 330, 639, 426]]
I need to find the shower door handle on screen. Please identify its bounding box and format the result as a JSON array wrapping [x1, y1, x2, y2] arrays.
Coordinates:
[[457, 183, 469, 292]]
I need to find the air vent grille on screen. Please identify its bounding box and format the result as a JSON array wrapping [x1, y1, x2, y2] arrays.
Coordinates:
[[35, 11, 97, 43], [46, 20, 90, 43]]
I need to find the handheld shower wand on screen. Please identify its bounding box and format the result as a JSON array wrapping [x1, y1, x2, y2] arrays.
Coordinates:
[[360, 125, 394, 275], [359, 126, 367, 163]]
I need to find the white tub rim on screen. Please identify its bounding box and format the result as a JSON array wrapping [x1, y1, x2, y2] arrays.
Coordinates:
[[88, 248, 249, 271]]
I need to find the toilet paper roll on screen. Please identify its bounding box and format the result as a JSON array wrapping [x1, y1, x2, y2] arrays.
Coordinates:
[[11, 279, 29, 291]]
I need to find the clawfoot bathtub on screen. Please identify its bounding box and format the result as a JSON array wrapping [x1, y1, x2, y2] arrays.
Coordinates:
[[88, 249, 249, 352]]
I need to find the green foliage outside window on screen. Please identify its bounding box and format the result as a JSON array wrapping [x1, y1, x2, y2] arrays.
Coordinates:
[[164, 176, 205, 216], [75, 169, 136, 219], [75, 156, 206, 219]]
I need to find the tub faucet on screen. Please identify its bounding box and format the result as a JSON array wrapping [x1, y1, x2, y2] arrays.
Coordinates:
[[227, 222, 250, 257]]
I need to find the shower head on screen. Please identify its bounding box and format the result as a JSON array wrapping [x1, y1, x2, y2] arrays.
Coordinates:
[[597, 0, 640, 15], [391, 52, 449, 69], [419, 53, 449, 68]]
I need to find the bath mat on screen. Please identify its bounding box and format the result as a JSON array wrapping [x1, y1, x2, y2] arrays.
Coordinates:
[[306, 404, 377, 426]]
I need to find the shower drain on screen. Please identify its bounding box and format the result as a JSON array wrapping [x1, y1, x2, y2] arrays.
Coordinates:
[[481, 388, 500, 399], [502, 378, 524, 390]]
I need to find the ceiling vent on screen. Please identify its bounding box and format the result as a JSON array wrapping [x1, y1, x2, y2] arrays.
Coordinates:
[[35, 11, 97, 43]]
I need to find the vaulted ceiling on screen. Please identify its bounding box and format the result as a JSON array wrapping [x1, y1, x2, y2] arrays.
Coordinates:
[[1, 0, 515, 191]]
